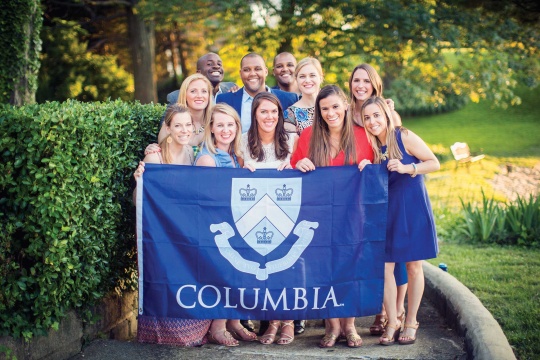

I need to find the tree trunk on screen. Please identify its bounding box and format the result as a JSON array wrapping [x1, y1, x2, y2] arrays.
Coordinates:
[[7, 0, 42, 105], [126, 2, 157, 104], [277, 0, 295, 54]]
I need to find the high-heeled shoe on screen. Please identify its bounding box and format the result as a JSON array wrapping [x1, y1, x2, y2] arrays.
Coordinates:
[[319, 333, 339, 348], [369, 314, 387, 336], [277, 321, 294, 345], [228, 326, 258, 342], [379, 323, 401, 346], [397, 311, 406, 330], [399, 322, 419, 345], [345, 331, 363, 348], [259, 321, 280, 345], [207, 330, 239, 347]]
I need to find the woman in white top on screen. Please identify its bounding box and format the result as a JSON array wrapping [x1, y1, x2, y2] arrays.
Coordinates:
[[240, 92, 296, 172], [238, 92, 297, 345]]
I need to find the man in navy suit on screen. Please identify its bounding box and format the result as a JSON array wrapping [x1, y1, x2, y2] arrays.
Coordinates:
[[216, 53, 298, 133]]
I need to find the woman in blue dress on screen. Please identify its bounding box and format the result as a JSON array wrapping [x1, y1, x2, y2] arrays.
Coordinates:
[[359, 96, 440, 346], [348, 63, 408, 337], [195, 103, 259, 346]]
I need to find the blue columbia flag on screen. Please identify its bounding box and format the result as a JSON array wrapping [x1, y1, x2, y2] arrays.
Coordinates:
[[136, 165, 388, 320]]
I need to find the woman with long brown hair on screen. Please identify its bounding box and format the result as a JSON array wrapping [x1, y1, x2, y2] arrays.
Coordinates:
[[291, 85, 374, 348]]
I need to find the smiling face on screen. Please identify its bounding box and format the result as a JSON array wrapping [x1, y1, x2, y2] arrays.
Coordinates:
[[296, 64, 321, 97], [362, 103, 388, 140], [273, 53, 297, 87], [167, 112, 193, 145], [212, 112, 238, 150], [240, 55, 268, 96], [198, 53, 224, 86], [319, 94, 347, 131], [351, 68, 374, 103], [186, 79, 210, 111], [255, 99, 279, 135]]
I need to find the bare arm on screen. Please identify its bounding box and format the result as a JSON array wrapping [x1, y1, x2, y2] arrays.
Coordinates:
[[387, 130, 440, 176], [157, 122, 167, 144], [195, 154, 217, 167], [132, 153, 162, 204]]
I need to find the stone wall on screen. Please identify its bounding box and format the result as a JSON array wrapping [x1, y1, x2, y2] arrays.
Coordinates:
[[0, 291, 137, 360]]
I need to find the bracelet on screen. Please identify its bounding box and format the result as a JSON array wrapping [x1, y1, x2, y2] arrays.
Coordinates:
[[411, 163, 418, 178]]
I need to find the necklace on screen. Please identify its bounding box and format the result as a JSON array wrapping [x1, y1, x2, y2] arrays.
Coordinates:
[[193, 125, 204, 135], [380, 148, 389, 161]]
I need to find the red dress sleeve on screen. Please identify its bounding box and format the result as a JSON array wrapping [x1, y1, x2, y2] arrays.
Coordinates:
[[354, 125, 374, 162], [291, 126, 312, 168]]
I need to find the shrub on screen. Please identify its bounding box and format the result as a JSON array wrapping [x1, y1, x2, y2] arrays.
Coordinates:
[[0, 100, 163, 339], [456, 191, 540, 247]]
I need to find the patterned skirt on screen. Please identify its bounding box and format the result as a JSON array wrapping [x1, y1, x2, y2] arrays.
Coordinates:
[[137, 315, 211, 347]]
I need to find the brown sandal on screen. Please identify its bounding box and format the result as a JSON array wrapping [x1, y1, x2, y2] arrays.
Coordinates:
[[379, 323, 401, 346], [399, 322, 419, 345], [369, 314, 387, 335]]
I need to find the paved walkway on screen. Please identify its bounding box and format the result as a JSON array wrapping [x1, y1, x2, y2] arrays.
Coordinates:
[[70, 295, 466, 360], [69, 262, 518, 359]]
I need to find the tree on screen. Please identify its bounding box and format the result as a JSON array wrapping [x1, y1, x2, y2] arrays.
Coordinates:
[[37, 19, 133, 102], [242, 0, 539, 113], [0, 0, 42, 105]]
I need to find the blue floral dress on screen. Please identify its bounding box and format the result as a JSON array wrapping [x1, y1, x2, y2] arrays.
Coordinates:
[[285, 105, 315, 135]]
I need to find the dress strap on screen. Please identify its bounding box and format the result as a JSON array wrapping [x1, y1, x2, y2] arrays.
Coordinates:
[[157, 151, 164, 164]]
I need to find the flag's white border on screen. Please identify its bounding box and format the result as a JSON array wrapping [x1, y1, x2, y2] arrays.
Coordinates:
[[136, 175, 144, 315]]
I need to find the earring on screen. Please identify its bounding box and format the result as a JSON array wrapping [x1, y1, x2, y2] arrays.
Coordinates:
[[167, 136, 172, 144]]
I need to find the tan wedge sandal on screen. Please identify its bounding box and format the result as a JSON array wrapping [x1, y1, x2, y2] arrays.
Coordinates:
[[379, 323, 401, 346], [399, 322, 419, 345]]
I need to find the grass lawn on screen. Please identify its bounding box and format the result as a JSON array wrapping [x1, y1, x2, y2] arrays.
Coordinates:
[[403, 86, 540, 157], [428, 243, 540, 360], [402, 86, 540, 359]]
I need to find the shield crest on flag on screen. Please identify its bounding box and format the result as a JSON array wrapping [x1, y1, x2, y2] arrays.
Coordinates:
[[231, 178, 302, 256]]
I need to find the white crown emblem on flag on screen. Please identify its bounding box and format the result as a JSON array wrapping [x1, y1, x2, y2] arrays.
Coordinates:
[[210, 177, 319, 280]]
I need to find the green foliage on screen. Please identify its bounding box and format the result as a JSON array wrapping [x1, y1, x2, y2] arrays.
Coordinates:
[[458, 190, 504, 242], [0, 0, 42, 104], [37, 20, 134, 103], [236, 0, 539, 114], [0, 345, 17, 360], [456, 192, 540, 247], [405, 85, 540, 157], [428, 243, 540, 360], [0, 100, 162, 339]]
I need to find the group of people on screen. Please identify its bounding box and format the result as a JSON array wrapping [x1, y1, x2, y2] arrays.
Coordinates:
[[133, 50, 439, 349]]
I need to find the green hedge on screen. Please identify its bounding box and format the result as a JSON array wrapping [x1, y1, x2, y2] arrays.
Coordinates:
[[0, 100, 163, 339]]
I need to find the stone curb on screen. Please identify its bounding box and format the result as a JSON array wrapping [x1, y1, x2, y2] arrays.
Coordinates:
[[423, 261, 516, 360]]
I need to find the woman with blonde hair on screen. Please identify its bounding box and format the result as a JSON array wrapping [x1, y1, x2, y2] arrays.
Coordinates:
[[194, 104, 258, 346], [285, 57, 324, 134], [359, 96, 439, 346], [147, 73, 214, 157], [134, 105, 212, 347], [195, 103, 242, 168]]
